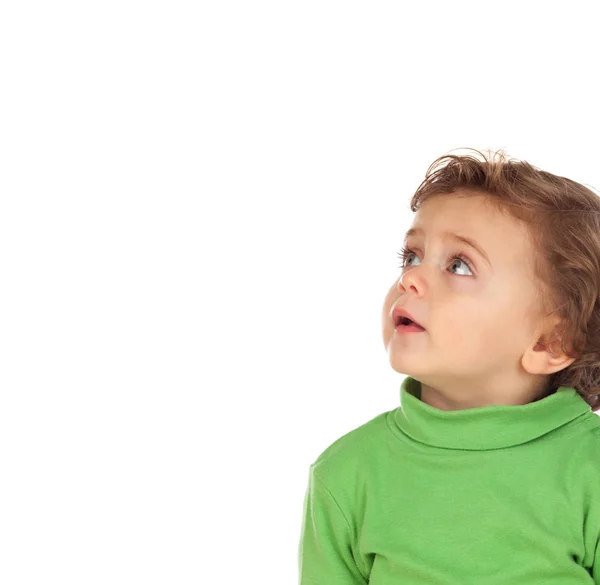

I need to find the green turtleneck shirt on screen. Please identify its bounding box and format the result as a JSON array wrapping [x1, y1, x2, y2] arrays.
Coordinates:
[[298, 376, 600, 584]]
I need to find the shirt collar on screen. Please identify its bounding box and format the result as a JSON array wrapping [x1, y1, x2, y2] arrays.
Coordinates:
[[394, 376, 592, 450]]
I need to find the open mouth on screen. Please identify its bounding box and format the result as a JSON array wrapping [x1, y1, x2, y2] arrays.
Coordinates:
[[395, 316, 425, 331]]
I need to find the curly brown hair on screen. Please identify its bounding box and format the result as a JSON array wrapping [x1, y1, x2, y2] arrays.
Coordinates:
[[408, 147, 600, 412]]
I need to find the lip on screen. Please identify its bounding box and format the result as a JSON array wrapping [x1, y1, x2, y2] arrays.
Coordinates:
[[391, 304, 425, 329]]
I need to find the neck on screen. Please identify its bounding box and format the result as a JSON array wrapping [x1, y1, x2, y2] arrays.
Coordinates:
[[418, 376, 552, 411]]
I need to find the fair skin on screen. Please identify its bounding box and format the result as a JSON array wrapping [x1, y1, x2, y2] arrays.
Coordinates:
[[381, 190, 576, 411]]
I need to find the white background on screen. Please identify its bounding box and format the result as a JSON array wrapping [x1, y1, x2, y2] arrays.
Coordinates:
[[1, 1, 599, 583]]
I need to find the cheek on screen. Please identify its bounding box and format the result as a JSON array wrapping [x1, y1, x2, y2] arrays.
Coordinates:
[[446, 302, 526, 356], [381, 286, 400, 332], [381, 288, 396, 318], [439, 300, 480, 330], [439, 302, 499, 345]]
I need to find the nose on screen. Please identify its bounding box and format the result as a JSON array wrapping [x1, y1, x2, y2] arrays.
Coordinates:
[[398, 270, 411, 291], [397, 267, 422, 293]]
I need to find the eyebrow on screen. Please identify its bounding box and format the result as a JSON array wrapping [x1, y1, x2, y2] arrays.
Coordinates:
[[404, 227, 491, 268]]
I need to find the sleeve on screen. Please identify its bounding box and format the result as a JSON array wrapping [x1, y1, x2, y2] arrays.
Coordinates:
[[298, 465, 368, 585], [592, 538, 600, 584]]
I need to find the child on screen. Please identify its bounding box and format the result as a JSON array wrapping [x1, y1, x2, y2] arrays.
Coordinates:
[[297, 148, 600, 584]]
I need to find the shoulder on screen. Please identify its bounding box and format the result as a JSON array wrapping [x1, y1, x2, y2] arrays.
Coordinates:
[[566, 413, 600, 484], [310, 409, 393, 486], [579, 412, 600, 451], [588, 414, 600, 461]]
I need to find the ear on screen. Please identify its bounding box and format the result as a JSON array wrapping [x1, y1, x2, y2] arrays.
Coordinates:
[[521, 317, 577, 376]]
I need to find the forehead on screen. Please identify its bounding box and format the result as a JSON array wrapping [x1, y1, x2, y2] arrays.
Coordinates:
[[408, 193, 535, 268], [411, 193, 519, 238]]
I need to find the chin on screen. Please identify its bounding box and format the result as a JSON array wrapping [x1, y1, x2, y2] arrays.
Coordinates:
[[386, 354, 415, 376]]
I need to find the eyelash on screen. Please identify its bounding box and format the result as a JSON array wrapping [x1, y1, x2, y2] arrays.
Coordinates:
[[397, 245, 474, 274]]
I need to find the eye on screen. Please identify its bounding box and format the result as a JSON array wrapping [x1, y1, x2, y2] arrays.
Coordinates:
[[397, 246, 474, 276]]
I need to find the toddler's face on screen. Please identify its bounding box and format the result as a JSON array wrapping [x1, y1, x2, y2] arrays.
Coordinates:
[[381, 190, 546, 401]]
